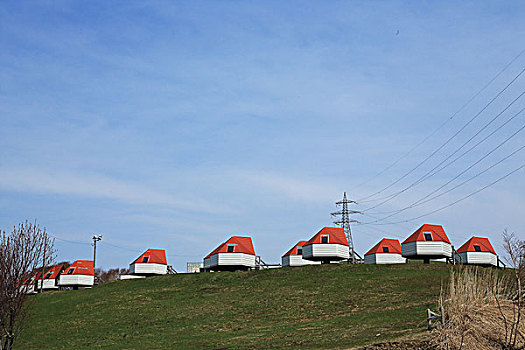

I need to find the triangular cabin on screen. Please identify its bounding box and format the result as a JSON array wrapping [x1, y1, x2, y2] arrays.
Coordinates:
[[203, 236, 256, 271], [302, 227, 349, 263], [58, 260, 94, 289], [35, 264, 65, 291], [364, 239, 406, 264], [129, 249, 168, 275], [455, 236, 498, 267], [401, 224, 452, 263], [281, 240, 321, 267]]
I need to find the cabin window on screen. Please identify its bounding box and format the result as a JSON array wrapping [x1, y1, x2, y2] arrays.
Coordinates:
[[321, 235, 329, 243], [142, 256, 149, 263], [227, 245, 234, 253], [67, 268, 75, 275], [45, 272, 52, 279], [474, 245, 481, 252], [424, 233, 433, 241], [383, 247, 389, 253], [297, 247, 303, 255]]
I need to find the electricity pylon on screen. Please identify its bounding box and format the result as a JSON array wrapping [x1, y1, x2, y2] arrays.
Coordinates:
[[331, 192, 362, 263]]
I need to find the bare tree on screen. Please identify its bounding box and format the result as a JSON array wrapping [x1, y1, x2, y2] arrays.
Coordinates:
[[502, 229, 525, 349], [0, 221, 55, 350]]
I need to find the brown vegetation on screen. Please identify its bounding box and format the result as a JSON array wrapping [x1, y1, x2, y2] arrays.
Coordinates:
[[432, 230, 524, 350]]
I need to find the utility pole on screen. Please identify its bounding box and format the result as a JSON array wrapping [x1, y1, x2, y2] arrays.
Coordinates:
[[39, 239, 46, 293], [92, 234, 102, 280], [331, 192, 362, 263]]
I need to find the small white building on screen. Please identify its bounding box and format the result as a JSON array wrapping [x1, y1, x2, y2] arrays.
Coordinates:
[[364, 238, 406, 264], [402, 224, 452, 263], [58, 260, 94, 288], [187, 262, 204, 273], [203, 236, 256, 271], [455, 236, 499, 267], [281, 240, 321, 267], [302, 227, 350, 263], [129, 249, 168, 275]]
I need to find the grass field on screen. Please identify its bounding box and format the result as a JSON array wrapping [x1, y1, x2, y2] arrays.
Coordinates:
[[16, 263, 450, 349]]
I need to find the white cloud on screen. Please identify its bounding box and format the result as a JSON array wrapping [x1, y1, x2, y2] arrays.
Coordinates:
[[0, 166, 228, 214]]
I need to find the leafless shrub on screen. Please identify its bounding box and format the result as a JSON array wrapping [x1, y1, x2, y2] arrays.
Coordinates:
[[502, 230, 524, 349], [432, 230, 525, 350], [97, 268, 129, 284], [0, 221, 55, 350]]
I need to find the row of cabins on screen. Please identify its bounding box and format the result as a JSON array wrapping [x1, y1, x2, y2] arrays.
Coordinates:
[[362, 224, 499, 266], [201, 224, 501, 271], [24, 223, 500, 294], [23, 249, 170, 294]]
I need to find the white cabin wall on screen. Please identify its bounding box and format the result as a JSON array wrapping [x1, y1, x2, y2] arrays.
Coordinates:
[[402, 241, 452, 258], [466, 252, 497, 266], [218, 253, 255, 267], [58, 275, 94, 287], [130, 263, 167, 275], [282, 255, 321, 266], [303, 244, 349, 260], [364, 255, 376, 264], [203, 254, 219, 269], [365, 254, 406, 264], [204, 253, 255, 268]]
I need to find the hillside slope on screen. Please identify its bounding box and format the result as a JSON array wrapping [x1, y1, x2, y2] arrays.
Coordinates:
[[16, 263, 449, 349]]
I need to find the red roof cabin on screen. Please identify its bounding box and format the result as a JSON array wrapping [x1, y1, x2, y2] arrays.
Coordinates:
[[401, 224, 452, 263], [364, 239, 406, 264], [203, 236, 256, 271], [35, 264, 65, 291], [302, 227, 349, 263], [129, 249, 168, 275], [20, 273, 37, 295], [58, 260, 94, 289], [455, 236, 498, 267], [281, 240, 321, 267]]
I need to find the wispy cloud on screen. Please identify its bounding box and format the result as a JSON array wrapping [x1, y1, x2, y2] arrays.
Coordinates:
[[0, 166, 228, 214]]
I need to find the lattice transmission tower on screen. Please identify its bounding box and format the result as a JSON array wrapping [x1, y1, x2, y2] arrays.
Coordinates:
[[331, 192, 362, 263]]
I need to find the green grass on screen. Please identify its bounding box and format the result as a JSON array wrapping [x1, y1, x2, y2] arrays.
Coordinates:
[[16, 263, 450, 349]]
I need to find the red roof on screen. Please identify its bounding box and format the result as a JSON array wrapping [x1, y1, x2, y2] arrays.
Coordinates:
[[282, 240, 308, 257], [304, 227, 349, 246], [35, 264, 65, 280], [132, 249, 167, 265], [365, 239, 402, 256], [61, 260, 94, 276], [402, 224, 451, 244], [456, 236, 496, 254], [205, 236, 255, 258]]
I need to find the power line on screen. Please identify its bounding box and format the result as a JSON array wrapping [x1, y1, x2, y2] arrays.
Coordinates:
[[351, 49, 525, 194], [361, 95, 525, 212], [366, 105, 525, 217], [363, 139, 525, 224], [358, 66, 525, 203], [359, 162, 525, 226]]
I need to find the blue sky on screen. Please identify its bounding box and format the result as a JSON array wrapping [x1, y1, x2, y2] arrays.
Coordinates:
[[1, 1, 524, 271]]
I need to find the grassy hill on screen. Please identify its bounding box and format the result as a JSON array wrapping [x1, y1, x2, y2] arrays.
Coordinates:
[[16, 263, 450, 349]]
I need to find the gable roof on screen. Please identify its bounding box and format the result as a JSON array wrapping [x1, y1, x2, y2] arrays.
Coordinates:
[[456, 236, 496, 254], [205, 236, 256, 258], [282, 240, 308, 257], [35, 264, 65, 280], [304, 227, 349, 246], [402, 224, 451, 244], [365, 238, 402, 256], [132, 249, 167, 265], [61, 260, 94, 276]]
